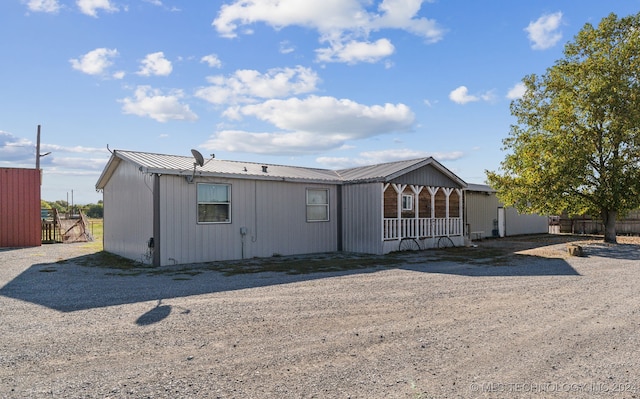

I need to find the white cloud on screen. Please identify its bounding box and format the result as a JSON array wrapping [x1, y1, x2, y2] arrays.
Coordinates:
[[137, 52, 173, 76], [120, 86, 198, 122], [449, 86, 478, 105], [77, 0, 118, 17], [69, 48, 118, 76], [279, 40, 295, 54], [0, 131, 33, 164], [202, 130, 339, 154], [506, 82, 526, 100], [372, 0, 443, 42], [480, 89, 497, 103], [213, 0, 364, 38], [212, 0, 443, 64], [316, 38, 395, 64], [449, 86, 495, 105], [525, 11, 563, 50], [195, 66, 320, 105], [51, 157, 109, 171], [25, 0, 61, 13], [202, 95, 415, 154], [317, 149, 464, 169], [40, 144, 107, 154], [237, 96, 414, 136], [201, 54, 222, 68]]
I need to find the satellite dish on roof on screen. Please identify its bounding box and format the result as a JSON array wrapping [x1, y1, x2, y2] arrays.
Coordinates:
[[186, 149, 206, 184], [191, 149, 205, 167]]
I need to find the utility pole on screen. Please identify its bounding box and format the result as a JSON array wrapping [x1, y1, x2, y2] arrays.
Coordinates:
[[36, 125, 41, 170], [35, 125, 51, 171]]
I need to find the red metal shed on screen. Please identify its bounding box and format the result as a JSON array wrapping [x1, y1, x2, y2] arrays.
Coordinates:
[[0, 168, 42, 247]]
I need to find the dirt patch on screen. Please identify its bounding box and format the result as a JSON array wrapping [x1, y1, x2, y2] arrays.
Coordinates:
[[477, 234, 640, 259]]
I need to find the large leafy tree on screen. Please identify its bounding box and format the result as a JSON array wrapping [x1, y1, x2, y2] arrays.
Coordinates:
[[487, 12, 640, 243]]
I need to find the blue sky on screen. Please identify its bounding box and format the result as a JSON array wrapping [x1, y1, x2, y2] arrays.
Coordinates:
[[1, 0, 639, 204]]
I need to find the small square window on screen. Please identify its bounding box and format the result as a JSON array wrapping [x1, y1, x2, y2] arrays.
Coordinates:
[[402, 194, 413, 211], [197, 183, 231, 223], [306, 188, 329, 222]]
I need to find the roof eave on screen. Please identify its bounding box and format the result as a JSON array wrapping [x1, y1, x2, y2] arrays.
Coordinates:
[[95, 153, 122, 189], [151, 169, 342, 185]]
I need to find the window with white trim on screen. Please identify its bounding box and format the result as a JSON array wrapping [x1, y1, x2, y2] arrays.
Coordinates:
[[306, 188, 329, 222], [402, 194, 413, 211], [197, 183, 231, 223]]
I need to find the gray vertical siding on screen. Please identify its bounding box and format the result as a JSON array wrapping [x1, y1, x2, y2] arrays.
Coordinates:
[[342, 183, 384, 254], [465, 190, 548, 238], [464, 190, 501, 238], [159, 175, 338, 265], [390, 164, 460, 187], [505, 208, 549, 236], [103, 161, 154, 262]]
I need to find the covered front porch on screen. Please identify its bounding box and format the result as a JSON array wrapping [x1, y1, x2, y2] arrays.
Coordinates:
[[382, 183, 463, 242]]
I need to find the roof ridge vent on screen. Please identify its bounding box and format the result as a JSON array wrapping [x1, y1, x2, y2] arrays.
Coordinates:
[[262, 165, 268, 173]]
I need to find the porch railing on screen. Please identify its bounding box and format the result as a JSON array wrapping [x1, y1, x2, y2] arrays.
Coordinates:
[[383, 217, 462, 240]]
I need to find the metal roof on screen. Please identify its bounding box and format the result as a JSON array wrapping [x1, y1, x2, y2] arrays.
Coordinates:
[[465, 183, 496, 193], [337, 158, 430, 182], [96, 150, 467, 189]]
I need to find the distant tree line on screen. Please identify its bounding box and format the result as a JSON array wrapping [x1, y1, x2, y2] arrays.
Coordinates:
[[41, 199, 103, 218]]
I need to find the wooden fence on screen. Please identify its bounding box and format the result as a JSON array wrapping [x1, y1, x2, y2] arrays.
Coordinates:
[[550, 211, 640, 235], [41, 208, 93, 244]]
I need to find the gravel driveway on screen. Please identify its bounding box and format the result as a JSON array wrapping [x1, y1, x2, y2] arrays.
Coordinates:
[[1, 237, 640, 398]]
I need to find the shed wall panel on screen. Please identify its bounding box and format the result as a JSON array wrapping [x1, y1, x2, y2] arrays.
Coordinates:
[[0, 168, 41, 247], [464, 191, 501, 237], [465, 191, 549, 238], [342, 183, 383, 254], [159, 176, 338, 265], [102, 161, 153, 262], [505, 208, 549, 236]]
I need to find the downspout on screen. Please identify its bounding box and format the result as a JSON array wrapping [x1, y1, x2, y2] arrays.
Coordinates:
[[152, 173, 161, 267], [336, 185, 342, 251]]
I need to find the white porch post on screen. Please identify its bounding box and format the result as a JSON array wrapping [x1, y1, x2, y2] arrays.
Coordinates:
[[382, 183, 390, 241], [392, 184, 406, 240], [427, 186, 438, 236], [442, 187, 454, 236], [456, 188, 463, 236], [427, 186, 438, 219], [410, 185, 423, 237]]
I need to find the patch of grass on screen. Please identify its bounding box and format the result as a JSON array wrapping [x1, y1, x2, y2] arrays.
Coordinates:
[[71, 251, 405, 277], [71, 245, 527, 278], [394, 247, 513, 266], [80, 218, 103, 252], [204, 255, 405, 276], [68, 251, 148, 270]]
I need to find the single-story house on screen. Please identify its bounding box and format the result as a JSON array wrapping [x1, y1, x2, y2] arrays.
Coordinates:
[[464, 183, 549, 239], [0, 167, 42, 248], [96, 150, 467, 266]]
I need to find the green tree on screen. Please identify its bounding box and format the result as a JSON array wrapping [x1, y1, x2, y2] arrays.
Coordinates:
[[85, 203, 104, 218], [487, 12, 640, 243]]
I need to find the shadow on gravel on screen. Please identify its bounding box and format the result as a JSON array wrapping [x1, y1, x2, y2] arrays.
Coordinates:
[[0, 238, 585, 313], [134, 299, 191, 326], [583, 243, 640, 260], [0, 254, 391, 313], [401, 254, 580, 277]]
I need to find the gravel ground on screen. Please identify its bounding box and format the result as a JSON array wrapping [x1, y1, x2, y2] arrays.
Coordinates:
[[1, 236, 640, 399]]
